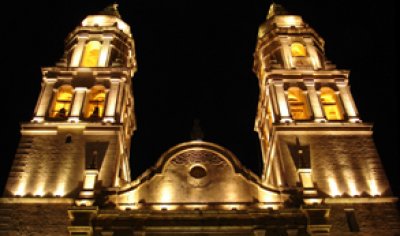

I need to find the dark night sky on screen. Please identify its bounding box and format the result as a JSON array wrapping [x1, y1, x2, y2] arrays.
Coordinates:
[[0, 0, 397, 198]]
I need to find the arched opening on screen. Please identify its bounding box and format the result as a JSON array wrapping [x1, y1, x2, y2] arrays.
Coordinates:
[[50, 85, 73, 118], [291, 42, 307, 57], [84, 85, 106, 119], [320, 87, 344, 120], [80, 41, 102, 67], [287, 87, 311, 120]]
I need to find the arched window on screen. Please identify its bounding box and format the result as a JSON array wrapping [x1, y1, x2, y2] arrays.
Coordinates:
[[80, 41, 102, 67], [84, 85, 106, 119], [50, 85, 73, 118], [320, 87, 344, 120], [291, 42, 307, 57], [287, 87, 311, 120]]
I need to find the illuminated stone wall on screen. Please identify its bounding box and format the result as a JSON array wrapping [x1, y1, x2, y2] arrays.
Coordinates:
[[135, 150, 258, 204], [1, 3, 398, 235], [277, 133, 391, 197], [0, 202, 70, 235], [328, 203, 400, 235], [4, 131, 119, 198], [113, 142, 282, 211]]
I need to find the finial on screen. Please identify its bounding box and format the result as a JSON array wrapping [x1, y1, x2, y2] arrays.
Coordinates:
[[99, 3, 122, 18], [267, 3, 289, 19], [190, 119, 204, 141]]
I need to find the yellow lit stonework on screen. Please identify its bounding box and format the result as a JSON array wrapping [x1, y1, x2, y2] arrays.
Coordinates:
[[109, 141, 283, 212], [369, 179, 380, 196], [34, 183, 45, 197], [82, 15, 131, 36], [54, 183, 65, 197], [274, 15, 304, 27], [83, 174, 97, 190], [1, 3, 399, 236], [50, 85, 73, 118], [320, 87, 344, 120], [348, 181, 359, 196], [80, 41, 101, 67], [299, 172, 314, 188], [328, 178, 341, 197], [287, 87, 311, 120], [290, 42, 307, 57], [15, 181, 27, 196], [84, 85, 106, 118]]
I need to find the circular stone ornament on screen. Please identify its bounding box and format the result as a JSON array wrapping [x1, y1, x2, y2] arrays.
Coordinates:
[[189, 166, 207, 179]]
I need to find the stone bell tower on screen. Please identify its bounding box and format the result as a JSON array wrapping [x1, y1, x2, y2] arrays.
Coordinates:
[[4, 4, 137, 204], [253, 4, 398, 234], [253, 0, 390, 214]]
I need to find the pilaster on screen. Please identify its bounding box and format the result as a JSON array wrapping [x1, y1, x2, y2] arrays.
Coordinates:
[[32, 78, 57, 122], [336, 81, 360, 122], [103, 79, 120, 123], [68, 87, 87, 122], [70, 34, 89, 67], [98, 34, 113, 67], [304, 79, 325, 122], [273, 81, 291, 122], [304, 38, 321, 70], [280, 38, 293, 69]]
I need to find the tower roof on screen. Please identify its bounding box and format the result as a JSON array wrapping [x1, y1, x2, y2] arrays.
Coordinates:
[[81, 3, 131, 36], [267, 3, 289, 19], [98, 3, 121, 18]]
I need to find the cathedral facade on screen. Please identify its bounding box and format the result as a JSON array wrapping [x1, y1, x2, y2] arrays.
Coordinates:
[[0, 4, 399, 236]]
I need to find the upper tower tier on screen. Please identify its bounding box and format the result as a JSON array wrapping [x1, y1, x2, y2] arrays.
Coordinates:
[[253, 3, 335, 79], [54, 4, 137, 75], [33, 4, 137, 125], [253, 3, 360, 127]]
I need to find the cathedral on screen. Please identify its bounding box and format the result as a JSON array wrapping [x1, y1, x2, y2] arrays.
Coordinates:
[[0, 3, 399, 236]]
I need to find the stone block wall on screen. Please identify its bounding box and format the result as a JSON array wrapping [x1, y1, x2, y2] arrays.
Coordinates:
[[277, 133, 391, 197], [328, 203, 400, 236], [0, 203, 70, 236], [4, 132, 119, 198]]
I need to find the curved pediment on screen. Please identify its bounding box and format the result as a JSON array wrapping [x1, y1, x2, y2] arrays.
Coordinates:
[[107, 141, 285, 210]]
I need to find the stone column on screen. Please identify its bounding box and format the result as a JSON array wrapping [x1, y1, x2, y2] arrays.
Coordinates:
[[68, 87, 87, 122], [98, 34, 113, 67], [273, 81, 291, 122], [121, 154, 131, 182], [70, 34, 88, 67], [273, 155, 283, 187], [280, 37, 293, 69], [32, 78, 57, 122], [304, 79, 325, 122], [115, 81, 125, 118], [336, 81, 360, 122], [304, 38, 321, 70], [113, 154, 122, 187], [103, 79, 120, 123], [268, 85, 279, 124]]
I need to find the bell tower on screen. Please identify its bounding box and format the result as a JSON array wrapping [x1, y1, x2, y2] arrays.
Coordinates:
[[4, 4, 137, 203], [253, 3, 391, 207]]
